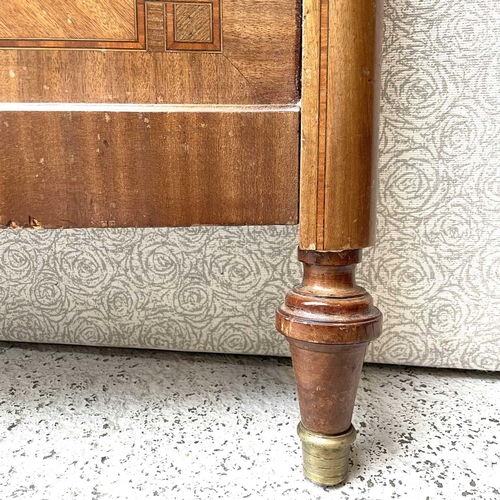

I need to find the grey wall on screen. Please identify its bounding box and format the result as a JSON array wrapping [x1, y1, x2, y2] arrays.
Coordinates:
[[363, 0, 500, 370]]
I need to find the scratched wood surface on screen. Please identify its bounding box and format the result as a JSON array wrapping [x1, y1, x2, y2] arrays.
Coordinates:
[[0, 110, 299, 228], [0, 0, 301, 229]]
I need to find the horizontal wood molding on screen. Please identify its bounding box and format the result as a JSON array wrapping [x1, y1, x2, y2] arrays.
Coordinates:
[[0, 103, 299, 113], [0, 109, 299, 228], [299, 0, 382, 251]]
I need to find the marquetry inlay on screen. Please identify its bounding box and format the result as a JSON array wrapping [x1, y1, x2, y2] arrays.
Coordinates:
[[175, 4, 212, 42], [145, 2, 166, 51], [0, 0, 221, 52], [166, 0, 221, 52]]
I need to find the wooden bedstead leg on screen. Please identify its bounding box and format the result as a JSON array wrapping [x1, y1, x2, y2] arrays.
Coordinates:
[[283, 0, 383, 484], [276, 249, 382, 485]]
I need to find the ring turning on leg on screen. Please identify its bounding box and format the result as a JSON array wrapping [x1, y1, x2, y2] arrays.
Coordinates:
[[276, 249, 382, 485]]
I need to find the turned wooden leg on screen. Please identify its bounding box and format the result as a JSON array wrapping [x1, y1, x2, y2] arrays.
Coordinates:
[[277, 249, 382, 485], [284, 0, 383, 485]]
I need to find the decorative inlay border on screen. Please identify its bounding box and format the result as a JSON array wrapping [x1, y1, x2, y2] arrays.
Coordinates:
[[0, 0, 146, 50], [166, 0, 221, 52], [146, 1, 167, 51], [0, 0, 221, 52]]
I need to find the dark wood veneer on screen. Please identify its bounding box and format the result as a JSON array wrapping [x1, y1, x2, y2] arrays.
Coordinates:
[[0, 110, 299, 228]]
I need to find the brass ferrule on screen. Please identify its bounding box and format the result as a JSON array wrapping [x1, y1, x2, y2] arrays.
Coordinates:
[[297, 423, 357, 486]]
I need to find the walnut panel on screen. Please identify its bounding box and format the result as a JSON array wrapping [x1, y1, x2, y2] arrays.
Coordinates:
[[0, 0, 137, 40], [0, 0, 144, 50], [0, 0, 222, 52], [0, 110, 299, 228], [0, 0, 300, 104]]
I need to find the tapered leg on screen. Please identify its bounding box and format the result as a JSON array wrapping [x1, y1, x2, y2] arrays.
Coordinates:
[[276, 249, 382, 485], [290, 0, 383, 484]]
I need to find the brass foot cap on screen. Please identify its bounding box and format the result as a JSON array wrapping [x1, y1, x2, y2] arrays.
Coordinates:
[[297, 423, 357, 486]]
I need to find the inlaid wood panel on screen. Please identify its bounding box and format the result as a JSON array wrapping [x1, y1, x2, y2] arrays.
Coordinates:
[[0, 0, 144, 49], [0, 0, 300, 103], [0, 0, 300, 230], [145, 2, 166, 51], [166, 0, 221, 51], [0, 109, 299, 228], [0, 0, 137, 40], [0, 0, 223, 52], [175, 4, 212, 42]]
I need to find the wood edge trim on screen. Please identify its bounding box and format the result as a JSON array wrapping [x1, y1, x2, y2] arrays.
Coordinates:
[[0, 103, 301, 113], [298, 0, 321, 251]]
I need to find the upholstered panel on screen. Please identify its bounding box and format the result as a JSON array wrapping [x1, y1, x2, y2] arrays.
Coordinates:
[[0, 226, 298, 354]]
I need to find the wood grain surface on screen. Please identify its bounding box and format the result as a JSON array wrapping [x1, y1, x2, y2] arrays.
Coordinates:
[[166, 0, 221, 52], [174, 4, 212, 42], [0, 0, 137, 40], [299, 0, 383, 250], [0, 109, 299, 228], [0, 0, 300, 104]]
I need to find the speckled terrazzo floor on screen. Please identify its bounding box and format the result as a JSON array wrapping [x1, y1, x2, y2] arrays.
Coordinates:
[[0, 342, 498, 500]]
